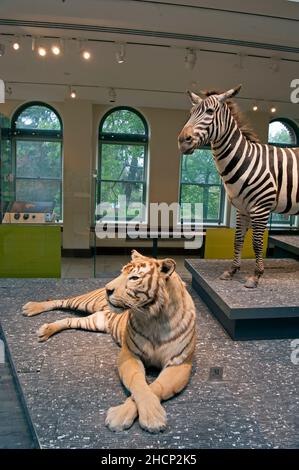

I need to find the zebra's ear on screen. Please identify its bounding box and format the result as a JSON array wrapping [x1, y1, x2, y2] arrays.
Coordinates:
[[187, 90, 202, 105], [217, 84, 242, 103]]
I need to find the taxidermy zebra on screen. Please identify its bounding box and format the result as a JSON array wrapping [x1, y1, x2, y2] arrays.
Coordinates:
[[178, 85, 299, 288]]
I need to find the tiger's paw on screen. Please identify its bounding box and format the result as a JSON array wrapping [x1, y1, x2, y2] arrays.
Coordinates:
[[37, 323, 54, 342], [105, 399, 138, 431], [137, 393, 167, 433], [22, 301, 45, 317]]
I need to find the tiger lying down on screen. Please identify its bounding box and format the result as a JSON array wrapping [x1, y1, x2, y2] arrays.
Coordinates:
[[22, 250, 196, 433]]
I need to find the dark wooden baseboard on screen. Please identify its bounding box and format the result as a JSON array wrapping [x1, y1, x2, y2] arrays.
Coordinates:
[[62, 246, 204, 257], [61, 248, 92, 258]]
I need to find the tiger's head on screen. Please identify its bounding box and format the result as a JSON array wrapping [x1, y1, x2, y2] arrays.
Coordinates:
[[105, 250, 176, 315]]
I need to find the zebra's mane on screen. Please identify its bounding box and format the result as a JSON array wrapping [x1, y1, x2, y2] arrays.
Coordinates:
[[204, 90, 260, 143]]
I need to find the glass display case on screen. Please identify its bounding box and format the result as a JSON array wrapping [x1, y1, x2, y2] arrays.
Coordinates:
[[0, 113, 14, 221], [0, 112, 61, 277]]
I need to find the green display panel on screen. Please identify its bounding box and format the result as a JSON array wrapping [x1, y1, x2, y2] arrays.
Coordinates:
[[0, 225, 61, 278]]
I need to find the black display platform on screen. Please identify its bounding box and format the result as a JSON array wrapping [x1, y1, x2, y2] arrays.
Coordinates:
[[185, 259, 299, 341], [268, 235, 299, 260]]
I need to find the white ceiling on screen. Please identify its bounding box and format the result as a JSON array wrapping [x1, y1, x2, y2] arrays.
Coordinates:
[[0, 0, 299, 117]]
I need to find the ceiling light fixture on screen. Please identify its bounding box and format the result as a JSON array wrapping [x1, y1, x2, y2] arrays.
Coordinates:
[[270, 106, 277, 113], [12, 37, 21, 51], [108, 87, 116, 103], [234, 52, 246, 70], [0, 44, 6, 57], [5, 84, 12, 97], [269, 57, 280, 73], [38, 46, 47, 57], [70, 86, 76, 99], [252, 105, 258, 111], [115, 43, 126, 64], [51, 42, 61, 56], [36, 39, 47, 57], [82, 49, 91, 60], [79, 40, 91, 60], [184, 48, 196, 70]]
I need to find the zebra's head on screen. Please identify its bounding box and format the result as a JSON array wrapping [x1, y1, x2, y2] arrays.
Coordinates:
[[178, 84, 242, 154]]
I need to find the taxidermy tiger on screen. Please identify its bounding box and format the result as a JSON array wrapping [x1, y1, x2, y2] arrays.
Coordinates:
[[22, 250, 196, 433]]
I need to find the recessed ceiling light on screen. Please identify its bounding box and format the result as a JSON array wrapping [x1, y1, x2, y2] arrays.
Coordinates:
[[253, 105, 258, 111], [270, 106, 277, 113]]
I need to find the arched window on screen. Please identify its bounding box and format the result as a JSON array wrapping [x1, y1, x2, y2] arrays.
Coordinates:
[[268, 118, 299, 146], [0, 113, 12, 220], [12, 102, 63, 221], [268, 118, 299, 227], [97, 107, 148, 222], [179, 148, 225, 224]]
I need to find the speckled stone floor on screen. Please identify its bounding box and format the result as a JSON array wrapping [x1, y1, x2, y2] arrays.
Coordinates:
[[0, 277, 298, 449]]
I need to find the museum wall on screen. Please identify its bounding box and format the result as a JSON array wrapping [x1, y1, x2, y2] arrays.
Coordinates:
[[0, 99, 278, 249]]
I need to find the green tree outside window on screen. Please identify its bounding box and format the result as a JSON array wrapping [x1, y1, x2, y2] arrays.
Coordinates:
[[12, 103, 63, 220], [179, 148, 225, 224], [98, 108, 148, 222]]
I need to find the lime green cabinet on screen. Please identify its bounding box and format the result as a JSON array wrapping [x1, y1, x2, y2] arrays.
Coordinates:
[[0, 225, 61, 277]]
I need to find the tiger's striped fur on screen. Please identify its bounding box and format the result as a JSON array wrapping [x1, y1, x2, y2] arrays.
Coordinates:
[[22, 250, 196, 433], [178, 85, 299, 288]]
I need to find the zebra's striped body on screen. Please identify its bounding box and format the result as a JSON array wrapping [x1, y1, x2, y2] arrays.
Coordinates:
[[178, 85, 299, 287]]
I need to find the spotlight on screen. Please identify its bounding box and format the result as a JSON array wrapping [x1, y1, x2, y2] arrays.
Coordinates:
[[184, 48, 196, 70], [82, 49, 91, 60], [70, 87, 76, 99], [5, 85, 12, 96], [234, 52, 246, 70], [108, 88, 116, 103], [270, 106, 277, 113], [79, 40, 91, 60], [252, 105, 258, 111], [0, 44, 6, 57], [115, 43, 126, 64], [12, 38, 20, 51], [269, 57, 280, 73], [51, 44, 61, 55], [37, 45, 47, 57]]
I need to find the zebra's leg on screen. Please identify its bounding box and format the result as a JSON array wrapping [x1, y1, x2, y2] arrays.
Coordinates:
[[37, 309, 111, 342], [22, 287, 107, 317], [220, 211, 250, 280], [244, 214, 268, 289]]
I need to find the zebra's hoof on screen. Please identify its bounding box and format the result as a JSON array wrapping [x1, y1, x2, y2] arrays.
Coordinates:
[[220, 271, 232, 280], [244, 277, 258, 289]]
